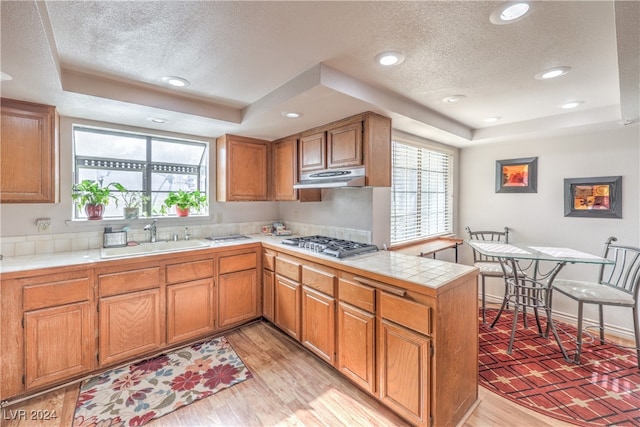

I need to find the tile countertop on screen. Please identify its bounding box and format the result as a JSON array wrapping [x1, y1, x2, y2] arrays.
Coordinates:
[[0, 234, 477, 290]]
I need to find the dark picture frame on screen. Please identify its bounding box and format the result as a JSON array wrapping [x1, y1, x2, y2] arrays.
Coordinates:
[[495, 157, 538, 193], [564, 176, 622, 218]]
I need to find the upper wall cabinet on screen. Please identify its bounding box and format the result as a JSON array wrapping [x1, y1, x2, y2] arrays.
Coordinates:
[[1, 98, 59, 203], [298, 112, 391, 187], [216, 134, 269, 201], [272, 137, 321, 202]]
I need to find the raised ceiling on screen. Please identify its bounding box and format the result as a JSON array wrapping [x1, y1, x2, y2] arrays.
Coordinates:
[[1, 1, 638, 146]]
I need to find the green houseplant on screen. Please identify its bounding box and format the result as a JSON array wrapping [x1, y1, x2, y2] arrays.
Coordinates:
[[118, 187, 150, 219], [163, 190, 207, 217], [72, 179, 123, 220]]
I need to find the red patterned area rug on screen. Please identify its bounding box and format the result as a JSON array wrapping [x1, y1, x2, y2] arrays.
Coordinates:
[[479, 309, 640, 426], [72, 336, 252, 427]]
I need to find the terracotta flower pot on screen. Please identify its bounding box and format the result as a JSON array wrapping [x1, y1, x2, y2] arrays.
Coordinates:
[[85, 204, 105, 220], [176, 207, 190, 217]]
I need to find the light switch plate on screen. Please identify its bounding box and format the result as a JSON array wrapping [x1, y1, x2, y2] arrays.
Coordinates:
[[36, 218, 51, 233]]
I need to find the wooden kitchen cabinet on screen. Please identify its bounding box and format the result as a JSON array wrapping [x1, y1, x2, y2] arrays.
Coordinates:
[[274, 275, 301, 340], [337, 274, 376, 395], [300, 264, 337, 365], [97, 264, 163, 367], [21, 272, 94, 390], [217, 134, 269, 201], [296, 112, 391, 186], [274, 254, 302, 340], [166, 257, 215, 345], [327, 121, 362, 168], [299, 131, 326, 172], [273, 137, 299, 200], [262, 249, 276, 321], [379, 318, 431, 425], [1, 98, 59, 203], [217, 248, 260, 328]]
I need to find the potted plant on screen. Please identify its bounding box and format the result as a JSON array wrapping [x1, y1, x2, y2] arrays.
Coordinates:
[[72, 179, 123, 220], [163, 189, 207, 217], [117, 187, 150, 219]]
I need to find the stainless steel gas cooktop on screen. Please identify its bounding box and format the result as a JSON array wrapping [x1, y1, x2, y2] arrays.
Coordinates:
[[281, 235, 378, 258]]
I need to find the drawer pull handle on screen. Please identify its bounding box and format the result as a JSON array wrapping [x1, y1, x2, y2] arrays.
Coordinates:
[[353, 276, 406, 297]]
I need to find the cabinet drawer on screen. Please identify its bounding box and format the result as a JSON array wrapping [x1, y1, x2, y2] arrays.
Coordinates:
[[302, 265, 336, 296], [338, 278, 375, 313], [166, 259, 214, 284], [24, 278, 91, 311], [98, 267, 161, 297], [263, 252, 275, 272], [219, 252, 257, 274], [276, 256, 301, 282], [380, 292, 431, 336]]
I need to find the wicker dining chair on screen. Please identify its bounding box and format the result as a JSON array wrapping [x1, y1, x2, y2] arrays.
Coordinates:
[[465, 226, 510, 323], [552, 237, 640, 367]]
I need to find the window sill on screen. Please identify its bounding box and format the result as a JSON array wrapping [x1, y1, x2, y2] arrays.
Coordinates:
[[65, 215, 212, 229]]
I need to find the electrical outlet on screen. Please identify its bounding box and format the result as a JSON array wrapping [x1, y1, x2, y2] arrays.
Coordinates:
[[216, 212, 223, 224], [36, 218, 51, 233]]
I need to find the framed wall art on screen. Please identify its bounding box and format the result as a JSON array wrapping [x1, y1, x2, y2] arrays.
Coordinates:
[[495, 157, 538, 193], [564, 176, 622, 218]]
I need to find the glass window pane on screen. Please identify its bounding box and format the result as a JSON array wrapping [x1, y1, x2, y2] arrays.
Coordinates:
[[75, 129, 146, 161], [151, 173, 199, 192], [152, 139, 205, 164]]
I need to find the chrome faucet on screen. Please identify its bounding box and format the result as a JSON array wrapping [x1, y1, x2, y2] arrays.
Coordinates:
[[144, 219, 158, 243]]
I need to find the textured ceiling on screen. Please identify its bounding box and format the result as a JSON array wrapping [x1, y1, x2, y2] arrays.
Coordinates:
[[1, 1, 638, 146]]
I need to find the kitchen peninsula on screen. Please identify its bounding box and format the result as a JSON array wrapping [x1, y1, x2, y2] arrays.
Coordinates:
[[0, 235, 478, 427]]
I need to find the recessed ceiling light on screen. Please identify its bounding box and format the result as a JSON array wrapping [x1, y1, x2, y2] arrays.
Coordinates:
[[535, 66, 572, 80], [483, 116, 502, 123], [560, 101, 584, 109], [375, 51, 405, 66], [442, 95, 467, 103], [161, 76, 190, 87], [281, 112, 302, 119], [0, 71, 12, 81], [147, 117, 167, 123], [490, 2, 533, 25]]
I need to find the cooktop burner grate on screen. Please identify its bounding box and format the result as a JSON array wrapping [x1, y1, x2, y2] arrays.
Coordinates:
[[281, 235, 378, 258]]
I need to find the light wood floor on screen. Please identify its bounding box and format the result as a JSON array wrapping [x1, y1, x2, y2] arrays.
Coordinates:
[[2, 320, 578, 427]]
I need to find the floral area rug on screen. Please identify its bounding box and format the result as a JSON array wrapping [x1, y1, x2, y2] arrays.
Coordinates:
[[73, 336, 252, 427], [479, 308, 640, 426]]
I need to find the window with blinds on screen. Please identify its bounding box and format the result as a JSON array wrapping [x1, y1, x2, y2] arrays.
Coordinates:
[[391, 140, 453, 244]]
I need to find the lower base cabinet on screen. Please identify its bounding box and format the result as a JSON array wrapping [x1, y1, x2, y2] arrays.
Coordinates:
[[274, 275, 301, 340], [24, 302, 93, 390], [301, 286, 335, 364], [99, 289, 163, 366], [379, 319, 431, 425], [218, 269, 258, 328], [167, 279, 215, 345], [337, 302, 376, 394]]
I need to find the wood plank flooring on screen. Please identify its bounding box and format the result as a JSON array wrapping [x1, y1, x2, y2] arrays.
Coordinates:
[[0, 320, 594, 427]]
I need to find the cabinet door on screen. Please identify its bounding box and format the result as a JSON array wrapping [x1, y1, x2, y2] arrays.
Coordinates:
[[1, 99, 57, 203], [263, 269, 275, 322], [301, 286, 335, 365], [24, 302, 93, 389], [337, 302, 375, 394], [327, 121, 362, 169], [274, 275, 301, 340], [167, 279, 215, 345], [273, 137, 298, 201], [99, 289, 163, 366], [217, 135, 269, 201], [378, 319, 431, 426], [218, 269, 259, 328], [299, 132, 326, 172]]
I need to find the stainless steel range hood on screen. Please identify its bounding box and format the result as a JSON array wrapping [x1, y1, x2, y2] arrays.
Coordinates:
[[293, 167, 366, 189]]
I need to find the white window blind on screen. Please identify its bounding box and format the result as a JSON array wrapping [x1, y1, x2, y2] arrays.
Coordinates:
[[391, 140, 453, 244]]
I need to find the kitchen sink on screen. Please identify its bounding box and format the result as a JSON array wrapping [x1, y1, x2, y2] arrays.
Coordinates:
[[100, 239, 210, 259]]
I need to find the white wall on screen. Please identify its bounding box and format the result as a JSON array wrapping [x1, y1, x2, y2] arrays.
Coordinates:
[[458, 123, 640, 336]]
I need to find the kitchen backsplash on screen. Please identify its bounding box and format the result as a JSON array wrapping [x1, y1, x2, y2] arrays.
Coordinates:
[[0, 221, 372, 258]]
